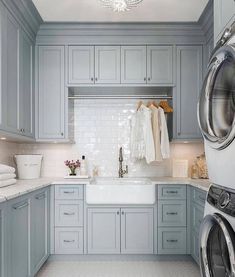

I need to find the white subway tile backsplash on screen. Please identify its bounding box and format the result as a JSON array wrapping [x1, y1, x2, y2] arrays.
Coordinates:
[[1, 99, 205, 178]]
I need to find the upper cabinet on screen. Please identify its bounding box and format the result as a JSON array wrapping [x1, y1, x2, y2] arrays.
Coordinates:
[[175, 45, 203, 140], [121, 46, 147, 84], [147, 46, 173, 84], [214, 0, 235, 42], [68, 46, 94, 84], [38, 46, 66, 140], [67, 45, 174, 86], [0, 5, 34, 138], [95, 46, 120, 84]]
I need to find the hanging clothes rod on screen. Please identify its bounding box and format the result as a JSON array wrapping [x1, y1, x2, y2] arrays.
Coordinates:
[[68, 95, 173, 100]]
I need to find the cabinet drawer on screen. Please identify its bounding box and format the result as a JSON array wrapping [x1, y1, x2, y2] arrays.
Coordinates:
[[55, 200, 83, 227], [158, 185, 186, 200], [55, 185, 83, 200], [158, 227, 187, 254], [55, 227, 83, 254], [191, 187, 206, 207], [158, 200, 186, 227], [191, 231, 199, 264], [191, 203, 204, 234]]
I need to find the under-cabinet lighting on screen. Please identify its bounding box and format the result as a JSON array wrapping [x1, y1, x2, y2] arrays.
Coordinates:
[[0, 137, 6, 140]]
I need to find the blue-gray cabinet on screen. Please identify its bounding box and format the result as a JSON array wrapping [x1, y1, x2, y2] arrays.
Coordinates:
[[158, 227, 187, 254], [87, 207, 154, 254], [190, 187, 206, 264], [31, 189, 50, 275], [87, 208, 121, 254], [68, 46, 94, 84], [54, 185, 84, 254], [176, 45, 203, 140], [157, 184, 187, 254], [121, 208, 153, 254], [147, 46, 173, 84], [0, 4, 35, 139], [95, 46, 121, 84], [121, 45, 147, 84], [38, 45, 66, 140], [214, 0, 235, 42], [0, 203, 7, 277], [8, 197, 30, 277], [19, 30, 34, 138]]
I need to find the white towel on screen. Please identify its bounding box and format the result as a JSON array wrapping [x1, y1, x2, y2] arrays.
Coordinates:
[[0, 173, 16, 181], [0, 164, 15, 174], [0, 179, 17, 188]]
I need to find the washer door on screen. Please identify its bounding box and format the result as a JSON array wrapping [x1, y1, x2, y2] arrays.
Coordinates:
[[198, 44, 235, 150], [200, 214, 235, 277]]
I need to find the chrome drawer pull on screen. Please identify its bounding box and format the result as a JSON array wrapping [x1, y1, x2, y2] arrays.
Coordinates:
[[64, 212, 75, 216], [166, 191, 178, 194], [166, 239, 178, 243], [63, 191, 75, 194], [166, 212, 178, 215], [35, 193, 46, 200], [63, 240, 75, 243], [13, 202, 28, 210]]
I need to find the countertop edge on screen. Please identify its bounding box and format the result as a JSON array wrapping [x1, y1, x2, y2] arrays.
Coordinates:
[[0, 177, 211, 203]]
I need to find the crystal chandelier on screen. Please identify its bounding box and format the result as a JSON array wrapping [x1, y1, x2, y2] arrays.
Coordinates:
[[99, 0, 143, 12]]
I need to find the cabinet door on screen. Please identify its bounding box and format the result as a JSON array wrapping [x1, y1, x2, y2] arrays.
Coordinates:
[[121, 208, 153, 254], [19, 30, 34, 137], [31, 189, 49, 275], [147, 46, 173, 84], [68, 46, 94, 84], [8, 197, 30, 277], [2, 10, 20, 134], [95, 46, 120, 84], [191, 231, 199, 264], [0, 204, 7, 277], [121, 46, 147, 84], [87, 208, 120, 254], [214, 0, 235, 41], [176, 45, 203, 139], [38, 46, 65, 139]]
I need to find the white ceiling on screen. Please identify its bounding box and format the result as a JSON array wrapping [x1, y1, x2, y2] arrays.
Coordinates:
[[32, 0, 209, 23]]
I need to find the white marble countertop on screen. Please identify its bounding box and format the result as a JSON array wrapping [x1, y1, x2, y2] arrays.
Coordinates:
[[0, 176, 211, 203]]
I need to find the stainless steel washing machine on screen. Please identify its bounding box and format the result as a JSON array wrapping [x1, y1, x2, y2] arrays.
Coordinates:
[[200, 184, 235, 277], [198, 22, 235, 188]]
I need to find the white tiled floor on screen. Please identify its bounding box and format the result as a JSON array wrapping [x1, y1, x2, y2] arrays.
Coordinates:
[[36, 261, 200, 277]]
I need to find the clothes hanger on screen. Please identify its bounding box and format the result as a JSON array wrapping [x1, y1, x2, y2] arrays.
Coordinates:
[[159, 100, 173, 113], [153, 101, 159, 108], [137, 100, 143, 111]]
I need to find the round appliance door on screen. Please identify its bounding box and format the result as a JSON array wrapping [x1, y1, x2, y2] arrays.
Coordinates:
[[198, 44, 235, 150], [200, 214, 235, 277]]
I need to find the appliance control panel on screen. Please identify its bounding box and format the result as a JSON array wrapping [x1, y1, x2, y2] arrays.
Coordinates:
[[207, 184, 235, 217]]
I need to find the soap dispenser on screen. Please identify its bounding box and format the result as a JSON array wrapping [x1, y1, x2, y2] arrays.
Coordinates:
[[80, 155, 87, 176]]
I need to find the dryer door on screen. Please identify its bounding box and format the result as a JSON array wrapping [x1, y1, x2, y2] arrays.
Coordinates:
[[200, 213, 235, 277], [198, 44, 235, 150]]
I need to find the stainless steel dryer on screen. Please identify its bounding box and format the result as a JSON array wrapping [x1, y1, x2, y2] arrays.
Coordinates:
[[198, 22, 235, 188], [200, 184, 235, 277]]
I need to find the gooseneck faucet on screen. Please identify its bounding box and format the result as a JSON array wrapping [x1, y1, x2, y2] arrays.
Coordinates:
[[118, 147, 128, 178]]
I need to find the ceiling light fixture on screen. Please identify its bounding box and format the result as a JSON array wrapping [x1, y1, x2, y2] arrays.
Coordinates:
[[99, 0, 143, 12]]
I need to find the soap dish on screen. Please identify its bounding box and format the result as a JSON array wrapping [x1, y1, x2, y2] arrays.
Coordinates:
[[64, 175, 89, 179]]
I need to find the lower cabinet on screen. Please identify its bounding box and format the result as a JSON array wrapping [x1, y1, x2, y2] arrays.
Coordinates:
[[87, 207, 154, 254], [190, 187, 206, 264], [8, 197, 31, 277], [0, 203, 7, 277], [5, 187, 50, 277], [87, 208, 121, 254], [158, 227, 187, 254], [31, 188, 50, 275]]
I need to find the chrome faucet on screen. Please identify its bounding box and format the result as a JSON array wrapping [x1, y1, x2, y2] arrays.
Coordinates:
[[118, 147, 128, 178]]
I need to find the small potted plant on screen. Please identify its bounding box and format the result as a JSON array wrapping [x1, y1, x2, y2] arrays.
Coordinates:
[[64, 159, 80, 176]]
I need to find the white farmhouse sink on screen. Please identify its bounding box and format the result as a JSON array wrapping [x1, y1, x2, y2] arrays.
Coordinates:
[[86, 177, 155, 205]]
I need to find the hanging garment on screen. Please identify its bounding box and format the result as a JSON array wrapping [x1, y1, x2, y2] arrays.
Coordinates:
[[159, 107, 170, 159], [149, 105, 163, 161], [130, 104, 155, 164]]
